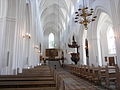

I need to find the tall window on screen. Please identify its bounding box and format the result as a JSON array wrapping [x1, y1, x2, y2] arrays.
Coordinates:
[[107, 27, 116, 54], [49, 33, 55, 48], [83, 30, 87, 65]]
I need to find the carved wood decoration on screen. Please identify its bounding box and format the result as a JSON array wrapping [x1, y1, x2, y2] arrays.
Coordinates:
[[68, 36, 80, 64], [108, 57, 115, 66], [85, 39, 89, 57], [46, 49, 58, 59]]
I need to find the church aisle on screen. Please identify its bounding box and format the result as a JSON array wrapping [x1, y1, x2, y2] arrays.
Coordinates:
[[54, 68, 106, 90]]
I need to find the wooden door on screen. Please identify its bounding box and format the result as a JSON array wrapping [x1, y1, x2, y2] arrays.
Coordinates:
[[108, 57, 115, 66]]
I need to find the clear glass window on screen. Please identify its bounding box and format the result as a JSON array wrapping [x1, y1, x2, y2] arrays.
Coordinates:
[[49, 33, 55, 48], [107, 27, 116, 54]]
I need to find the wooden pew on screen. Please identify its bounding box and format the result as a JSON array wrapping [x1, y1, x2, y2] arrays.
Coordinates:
[[90, 67, 99, 85], [105, 65, 119, 89], [81, 65, 88, 78], [0, 65, 56, 90], [117, 72, 120, 90], [63, 64, 120, 90], [0, 81, 56, 88], [54, 70, 102, 90], [1, 87, 56, 90], [0, 77, 54, 81]]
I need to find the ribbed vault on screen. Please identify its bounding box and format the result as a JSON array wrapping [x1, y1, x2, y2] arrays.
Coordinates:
[[38, 0, 79, 32]]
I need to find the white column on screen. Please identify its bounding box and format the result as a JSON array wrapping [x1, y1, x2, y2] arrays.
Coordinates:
[[114, 25, 120, 67], [0, 0, 7, 69], [0, 0, 17, 75], [12, 0, 26, 74]]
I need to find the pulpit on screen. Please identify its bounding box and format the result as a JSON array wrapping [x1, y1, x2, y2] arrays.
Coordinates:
[[68, 36, 80, 64], [70, 53, 79, 64]]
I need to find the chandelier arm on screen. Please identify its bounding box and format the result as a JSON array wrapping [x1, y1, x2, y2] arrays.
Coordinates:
[[74, 0, 97, 30]]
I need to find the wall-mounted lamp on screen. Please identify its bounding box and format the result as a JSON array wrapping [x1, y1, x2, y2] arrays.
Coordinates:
[[27, 66, 30, 69], [23, 33, 31, 39], [34, 45, 42, 55], [34, 45, 39, 49], [68, 51, 73, 55], [37, 50, 41, 54], [85, 45, 88, 49]]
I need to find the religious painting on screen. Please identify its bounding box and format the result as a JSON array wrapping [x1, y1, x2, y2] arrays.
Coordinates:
[[46, 49, 58, 59]]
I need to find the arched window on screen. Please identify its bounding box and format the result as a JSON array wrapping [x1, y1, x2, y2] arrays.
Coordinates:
[[83, 30, 87, 65], [49, 33, 55, 48], [107, 27, 116, 54]]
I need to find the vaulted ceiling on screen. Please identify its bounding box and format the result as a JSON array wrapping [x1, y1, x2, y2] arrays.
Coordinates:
[[38, 0, 79, 33]]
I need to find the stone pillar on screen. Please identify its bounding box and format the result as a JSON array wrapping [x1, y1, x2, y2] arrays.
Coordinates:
[[0, 0, 17, 75], [114, 25, 120, 67]]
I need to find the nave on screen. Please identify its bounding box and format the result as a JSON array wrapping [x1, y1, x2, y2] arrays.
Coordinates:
[[0, 0, 120, 90], [0, 64, 120, 90]]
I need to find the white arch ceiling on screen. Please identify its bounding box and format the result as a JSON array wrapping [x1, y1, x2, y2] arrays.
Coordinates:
[[38, 0, 78, 32], [43, 22, 64, 32], [97, 12, 112, 33]]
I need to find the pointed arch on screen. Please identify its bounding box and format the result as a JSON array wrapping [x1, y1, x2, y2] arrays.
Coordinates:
[[107, 26, 116, 54], [49, 33, 55, 48], [96, 12, 116, 66]]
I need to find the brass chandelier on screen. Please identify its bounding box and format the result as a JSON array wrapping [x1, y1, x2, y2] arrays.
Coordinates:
[[74, 0, 97, 30]]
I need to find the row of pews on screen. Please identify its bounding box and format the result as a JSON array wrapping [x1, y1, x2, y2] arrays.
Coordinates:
[[0, 65, 56, 90], [63, 64, 120, 90], [53, 69, 105, 90], [0, 64, 119, 90]]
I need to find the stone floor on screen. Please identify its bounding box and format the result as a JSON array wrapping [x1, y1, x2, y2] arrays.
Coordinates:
[[54, 69, 108, 90]]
